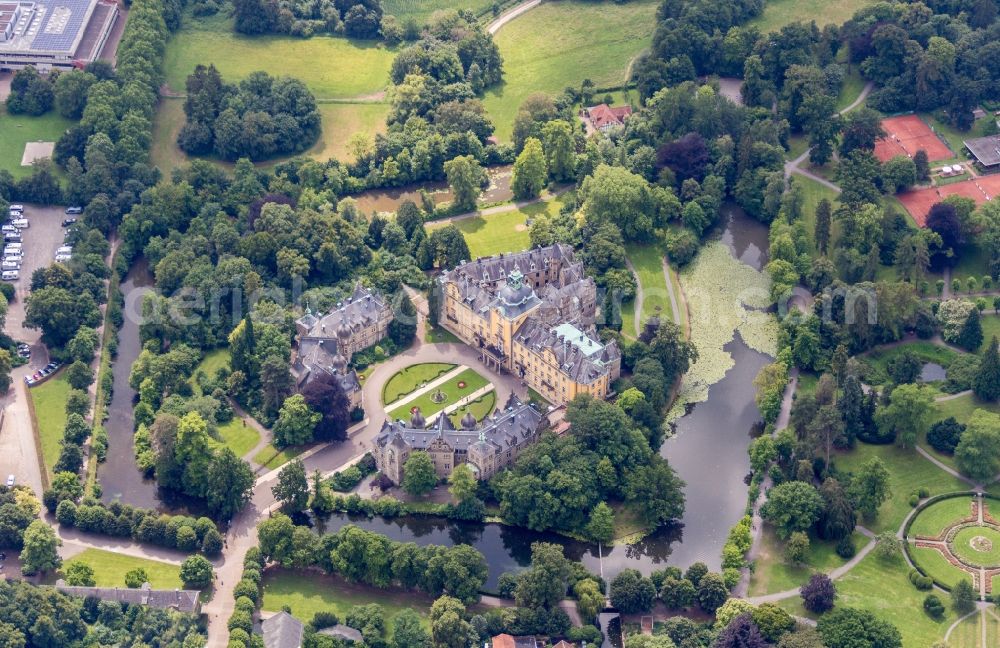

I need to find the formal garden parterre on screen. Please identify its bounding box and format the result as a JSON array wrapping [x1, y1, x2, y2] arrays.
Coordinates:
[[907, 493, 1000, 596]]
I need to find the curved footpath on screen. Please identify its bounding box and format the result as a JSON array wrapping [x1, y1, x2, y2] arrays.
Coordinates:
[[486, 0, 542, 35]]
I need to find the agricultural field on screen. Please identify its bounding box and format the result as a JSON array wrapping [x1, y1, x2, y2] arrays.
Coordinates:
[[29, 372, 71, 479], [749, 0, 877, 32], [0, 105, 74, 179], [483, 0, 659, 141]]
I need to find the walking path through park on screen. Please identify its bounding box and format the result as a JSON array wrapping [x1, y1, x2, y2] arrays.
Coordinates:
[[486, 0, 542, 34], [625, 258, 645, 337], [784, 82, 874, 187], [735, 369, 798, 598], [662, 256, 682, 329]]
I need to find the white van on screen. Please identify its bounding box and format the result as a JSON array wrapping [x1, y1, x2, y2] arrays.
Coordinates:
[[2, 260, 20, 270], [2, 271, 19, 281], [11, 218, 28, 229], [8, 205, 23, 213], [54, 254, 71, 263], [56, 245, 72, 255], [4, 242, 21, 251]]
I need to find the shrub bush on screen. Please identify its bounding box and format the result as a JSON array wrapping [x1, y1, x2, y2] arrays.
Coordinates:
[[924, 594, 945, 618], [835, 536, 856, 559]]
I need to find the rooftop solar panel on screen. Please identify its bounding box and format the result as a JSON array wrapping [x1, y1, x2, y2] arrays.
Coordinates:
[[31, 0, 91, 52]]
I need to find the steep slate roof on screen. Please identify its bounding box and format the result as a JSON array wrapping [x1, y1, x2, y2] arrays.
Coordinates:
[[55, 581, 200, 613], [375, 396, 543, 456], [296, 283, 389, 340], [513, 319, 619, 385], [262, 611, 305, 648]]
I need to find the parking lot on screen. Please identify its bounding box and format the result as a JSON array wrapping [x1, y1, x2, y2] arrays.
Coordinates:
[[0, 204, 75, 497]]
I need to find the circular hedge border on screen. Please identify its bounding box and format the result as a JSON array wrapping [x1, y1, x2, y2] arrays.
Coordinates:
[[903, 490, 1000, 592]]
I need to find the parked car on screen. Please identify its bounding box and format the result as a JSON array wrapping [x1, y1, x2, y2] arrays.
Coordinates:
[[2, 260, 20, 270], [56, 245, 72, 254], [16, 348, 29, 359], [65, 206, 83, 215], [8, 205, 23, 213], [11, 218, 28, 229], [62, 217, 77, 227], [1, 225, 15, 233], [4, 234, 21, 243], [5, 475, 13, 487], [1, 271, 18, 281], [4, 252, 23, 261]]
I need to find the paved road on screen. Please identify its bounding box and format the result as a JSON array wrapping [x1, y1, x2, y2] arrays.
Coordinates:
[[487, 0, 541, 34], [0, 204, 73, 496]]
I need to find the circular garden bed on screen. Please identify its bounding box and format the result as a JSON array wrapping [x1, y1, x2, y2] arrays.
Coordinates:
[[906, 492, 1000, 595]]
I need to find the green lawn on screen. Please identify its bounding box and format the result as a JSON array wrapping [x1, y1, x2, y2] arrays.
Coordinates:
[[253, 444, 308, 471], [151, 97, 390, 174], [832, 443, 968, 534], [836, 68, 868, 112], [424, 324, 462, 345], [447, 391, 497, 427], [794, 174, 839, 256], [482, 0, 658, 141], [748, 527, 862, 596], [262, 569, 431, 638], [952, 526, 1000, 566], [191, 348, 231, 395], [387, 368, 492, 421], [621, 243, 672, 338], [948, 611, 982, 648], [215, 418, 260, 459], [0, 105, 75, 179], [750, 0, 877, 31], [859, 341, 958, 385], [382, 363, 458, 405], [779, 553, 955, 648], [919, 112, 991, 164], [29, 372, 72, 478], [981, 315, 1000, 352], [383, 0, 496, 24], [909, 545, 972, 589], [163, 12, 396, 98], [59, 549, 184, 589], [428, 191, 574, 259], [908, 496, 975, 538], [935, 392, 1000, 426], [313, 102, 391, 161]]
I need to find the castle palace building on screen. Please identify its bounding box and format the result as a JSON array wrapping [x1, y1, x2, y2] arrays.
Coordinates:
[[374, 395, 546, 483], [291, 283, 392, 410], [438, 244, 621, 405]]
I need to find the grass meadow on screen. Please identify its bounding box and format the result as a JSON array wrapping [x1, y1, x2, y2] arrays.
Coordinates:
[[383, 0, 496, 24], [483, 0, 659, 141], [620, 243, 672, 339], [262, 569, 432, 637], [58, 548, 184, 589], [29, 372, 71, 479], [749, 0, 878, 32], [162, 13, 395, 98], [0, 106, 74, 179]]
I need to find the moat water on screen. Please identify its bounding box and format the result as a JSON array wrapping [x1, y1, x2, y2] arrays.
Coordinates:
[[101, 207, 771, 580], [99, 259, 171, 509]]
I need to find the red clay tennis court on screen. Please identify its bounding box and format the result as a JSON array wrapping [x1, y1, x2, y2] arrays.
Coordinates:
[[897, 175, 1000, 226], [873, 115, 953, 163]]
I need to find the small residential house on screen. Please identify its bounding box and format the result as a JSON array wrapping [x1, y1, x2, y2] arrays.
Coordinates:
[[580, 104, 632, 133], [493, 634, 541, 648], [262, 611, 304, 648]]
